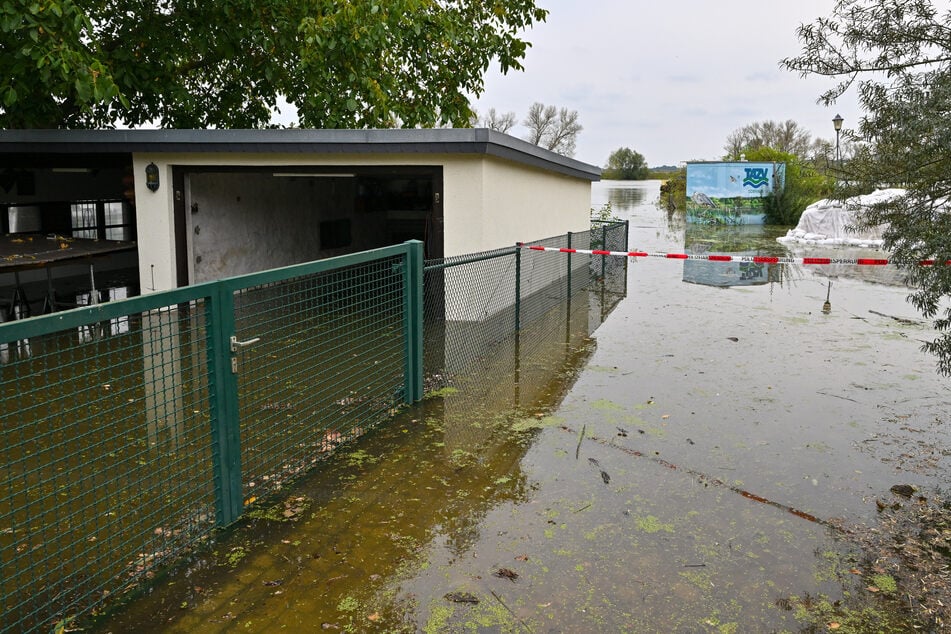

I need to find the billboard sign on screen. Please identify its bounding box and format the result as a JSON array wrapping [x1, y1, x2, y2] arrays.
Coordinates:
[[686, 162, 785, 225]]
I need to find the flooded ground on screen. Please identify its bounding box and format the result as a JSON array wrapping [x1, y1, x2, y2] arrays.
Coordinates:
[[94, 181, 949, 632]]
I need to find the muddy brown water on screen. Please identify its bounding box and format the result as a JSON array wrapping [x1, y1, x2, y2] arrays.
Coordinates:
[[94, 181, 948, 632]]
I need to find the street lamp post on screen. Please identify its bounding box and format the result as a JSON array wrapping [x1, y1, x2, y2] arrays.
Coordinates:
[[832, 114, 844, 167]]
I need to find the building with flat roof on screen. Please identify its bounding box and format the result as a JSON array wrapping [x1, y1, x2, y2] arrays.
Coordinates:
[[0, 129, 599, 312]]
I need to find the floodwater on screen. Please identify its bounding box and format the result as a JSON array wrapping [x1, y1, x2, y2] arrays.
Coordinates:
[[94, 181, 949, 632]]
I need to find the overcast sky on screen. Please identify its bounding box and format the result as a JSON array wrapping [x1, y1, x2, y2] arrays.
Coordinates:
[[471, 0, 861, 168]]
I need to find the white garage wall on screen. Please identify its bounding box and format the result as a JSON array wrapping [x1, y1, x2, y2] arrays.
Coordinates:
[[132, 152, 593, 293]]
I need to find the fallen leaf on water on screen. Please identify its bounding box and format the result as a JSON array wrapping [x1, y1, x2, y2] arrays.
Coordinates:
[[662, 414, 670, 420], [493, 567, 518, 582], [515, 554, 529, 561]]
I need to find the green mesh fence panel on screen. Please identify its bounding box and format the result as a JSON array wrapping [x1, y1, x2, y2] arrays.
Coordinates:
[[0, 295, 218, 634], [0, 242, 421, 633], [231, 258, 407, 506], [0, 223, 630, 632]]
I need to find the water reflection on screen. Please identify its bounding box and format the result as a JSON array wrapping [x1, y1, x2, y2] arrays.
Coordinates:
[[591, 180, 655, 214], [679, 224, 912, 289], [682, 224, 790, 288], [91, 284, 616, 633]]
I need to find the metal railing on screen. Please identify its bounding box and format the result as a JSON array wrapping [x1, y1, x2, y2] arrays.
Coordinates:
[[0, 242, 423, 633]]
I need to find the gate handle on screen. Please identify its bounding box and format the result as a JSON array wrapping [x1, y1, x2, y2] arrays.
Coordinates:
[[230, 336, 261, 353]]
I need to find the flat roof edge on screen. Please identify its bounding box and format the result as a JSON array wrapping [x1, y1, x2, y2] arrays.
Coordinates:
[[0, 128, 601, 181]]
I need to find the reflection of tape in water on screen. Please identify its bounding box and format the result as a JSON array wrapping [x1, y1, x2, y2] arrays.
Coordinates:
[[517, 244, 951, 267]]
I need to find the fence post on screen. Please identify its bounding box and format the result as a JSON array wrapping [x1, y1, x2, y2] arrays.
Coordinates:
[[403, 240, 424, 403], [514, 245, 521, 331], [206, 285, 244, 527], [566, 231, 573, 297], [601, 224, 608, 278]]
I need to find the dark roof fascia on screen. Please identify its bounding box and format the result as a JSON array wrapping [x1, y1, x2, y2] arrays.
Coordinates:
[[0, 129, 601, 181]]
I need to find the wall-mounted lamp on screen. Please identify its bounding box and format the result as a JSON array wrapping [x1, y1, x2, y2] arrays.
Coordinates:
[[145, 162, 160, 192]]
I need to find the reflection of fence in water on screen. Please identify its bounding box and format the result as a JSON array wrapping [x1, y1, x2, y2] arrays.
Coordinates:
[[438, 286, 605, 454], [423, 221, 629, 408]]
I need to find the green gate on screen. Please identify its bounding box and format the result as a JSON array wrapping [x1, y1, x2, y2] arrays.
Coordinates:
[[0, 241, 423, 633]]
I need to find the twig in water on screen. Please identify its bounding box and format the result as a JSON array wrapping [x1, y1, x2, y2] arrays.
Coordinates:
[[573, 503, 592, 513], [869, 310, 921, 325], [490, 589, 534, 633], [576, 424, 586, 460], [817, 390, 860, 403]]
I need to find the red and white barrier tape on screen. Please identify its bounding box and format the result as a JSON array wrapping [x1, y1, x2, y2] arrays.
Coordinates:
[[516, 244, 951, 267]]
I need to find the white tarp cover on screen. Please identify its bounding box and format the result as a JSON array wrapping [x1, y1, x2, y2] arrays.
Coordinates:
[[777, 188, 905, 248]]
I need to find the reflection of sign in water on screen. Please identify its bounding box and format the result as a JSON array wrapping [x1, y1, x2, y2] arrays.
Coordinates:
[[681, 223, 783, 287], [682, 258, 776, 287], [686, 162, 785, 225]]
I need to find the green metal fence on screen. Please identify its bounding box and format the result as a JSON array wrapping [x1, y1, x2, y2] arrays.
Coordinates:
[[0, 217, 628, 633], [0, 241, 422, 633], [422, 220, 629, 390]]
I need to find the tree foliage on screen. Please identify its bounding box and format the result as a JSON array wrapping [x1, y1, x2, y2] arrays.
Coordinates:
[[723, 119, 826, 160], [522, 102, 582, 156], [0, 0, 548, 129], [602, 147, 649, 180], [782, 0, 951, 375], [741, 146, 834, 225]]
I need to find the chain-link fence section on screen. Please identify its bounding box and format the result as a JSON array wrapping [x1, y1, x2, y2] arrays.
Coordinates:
[[423, 220, 629, 392]]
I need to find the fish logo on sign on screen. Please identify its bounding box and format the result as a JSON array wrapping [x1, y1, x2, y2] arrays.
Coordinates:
[[743, 167, 770, 189]]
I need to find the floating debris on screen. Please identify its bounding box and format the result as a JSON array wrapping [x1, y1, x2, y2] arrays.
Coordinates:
[[493, 567, 519, 582], [890, 484, 916, 498], [444, 591, 480, 604]]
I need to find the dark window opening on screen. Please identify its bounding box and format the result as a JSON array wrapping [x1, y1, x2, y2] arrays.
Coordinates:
[[320, 218, 352, 249], [69, 200, 135, 241]]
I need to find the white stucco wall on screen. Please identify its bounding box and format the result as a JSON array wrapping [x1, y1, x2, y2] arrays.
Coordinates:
[[447, 157, 592, 255], [132, 155, 178, 293], [132, 151, 593, 293]]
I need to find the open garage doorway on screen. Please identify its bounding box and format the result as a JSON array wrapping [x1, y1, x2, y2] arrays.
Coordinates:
[[174, 166, 443, 286]]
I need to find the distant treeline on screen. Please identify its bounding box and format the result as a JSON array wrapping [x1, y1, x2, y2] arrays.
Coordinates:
[[648, 167, 679, 180]]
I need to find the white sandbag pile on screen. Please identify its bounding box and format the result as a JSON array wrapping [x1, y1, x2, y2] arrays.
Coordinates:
[[777, 188, 905, 248]]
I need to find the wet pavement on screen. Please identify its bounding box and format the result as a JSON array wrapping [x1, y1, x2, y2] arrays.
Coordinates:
[[94, 181, 948, 632]]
